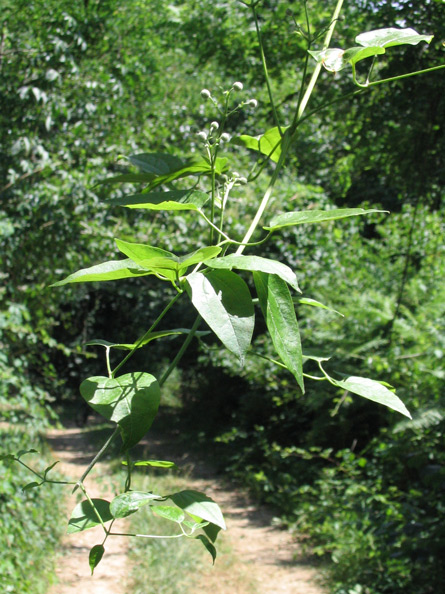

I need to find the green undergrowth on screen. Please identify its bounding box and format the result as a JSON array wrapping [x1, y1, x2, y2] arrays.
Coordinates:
[[0, 426, 64, 594]]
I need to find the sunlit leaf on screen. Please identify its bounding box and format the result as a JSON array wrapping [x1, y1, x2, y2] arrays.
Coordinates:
[[254, 272, 304, 392], [110, 491, 162, 519], [205, 254, 300, 293], [169, 490, 226, 530], [233, 126, 289, 163], [332, 376, 411, 418], [186, 270, 254, 364], [86, 329, 209, 351], [265, 208, 385, 231], [298, 297, 344, 317], [356, 27, 433, 49], [51, 259, 151, 286], [109, 190, 209, 211], [152, 505, 185, 523]]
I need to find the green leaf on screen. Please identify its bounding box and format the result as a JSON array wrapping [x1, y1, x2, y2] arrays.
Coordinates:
[[127, 152, 184, 175], [16, 449, 39, 458], [129, 460, 178, 469], [332, 376, 411, 418], [265, 208, 385, 231], [205, 254, 300, 293], [115, 240, 221, 280], [109, 190, 209, 211], [144, 157, 228, 191], [89, 545, 105, 575], [51, 259, 151, 286], [22, 481, 41, 491], [254, 272, 304, 392], [110, 491, 162, 519], [153, 505, 185, 523], [195, 534, 217, 564], [97, 172, 157, 185], [169, 490, 226, 530], [298, 297, 344, 317], [233, 126, 289, 163], [309, 47, 385, 72], [67, 499, 112, 534], [186, 270, 254, 364], [203, 522, 222, 543], [356, 27, 433, 49], [79, 372, 161, 450], [86, 328, 210, 351]]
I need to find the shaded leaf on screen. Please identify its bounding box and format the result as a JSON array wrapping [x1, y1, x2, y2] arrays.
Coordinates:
[[109, 190, 209, 211], [169, 490, 226, 530], [205, 255, 300, 293], [254, 272, 304, 392], [186, 270, 254, 364], [127, 153, 184, 175], [97, 173, 157, 185], [89, 545, 105, 575], [203, 522, 222, 544], [67, 499, 112, 534], [22, 481, 41, 491], [195, 534, 217, 564], [79, 372, 160, 450]]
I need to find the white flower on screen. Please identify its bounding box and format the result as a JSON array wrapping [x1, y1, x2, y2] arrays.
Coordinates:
[[210, 121, 219, 130], [220, 133, 231, 142], [232, 81, 243, 91], [200, 89, 211, 99], [237, 176, 248, 184], [248, 99, 258, 108], [196, 131, 208, 141]]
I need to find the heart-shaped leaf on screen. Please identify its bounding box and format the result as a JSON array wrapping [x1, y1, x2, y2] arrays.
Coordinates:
[[169, 490, 226, 530], [67, 499, 112, 534], [79, 372, 160, 450]]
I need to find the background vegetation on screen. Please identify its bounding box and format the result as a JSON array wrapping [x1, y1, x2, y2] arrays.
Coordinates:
[[1, 1, 443, 592]]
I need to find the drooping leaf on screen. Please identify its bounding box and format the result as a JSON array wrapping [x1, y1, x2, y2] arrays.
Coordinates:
[[129, 460, 178, 469], [127, 153, 184, 175], [356, 27, 433, 49], [205, 255, 300, 293], [265, 208, 385, 231], [332, 376, 411, 418], [109, 190, 209, 211], [203, 522, 222, 543], [110, 491, 162, 519], [79, 372, 160, 450], [144, 157, 228, 191], [22, 481, 41, 491], [195, 534, 217, 564], [309, 47, 385, 72], [51, 259, 151, 287], [254, 272, 304, 392], [89, 545, 105, 575], [186, 270, 254, 364], [169, 490, 226, 530], [86, 328, 210, 351], [152, 505, 185, 523], [298, 297, 344, 317], [233, 126, 289, 163], [67, 499, 112, 534], [97, 172, 157, 186]]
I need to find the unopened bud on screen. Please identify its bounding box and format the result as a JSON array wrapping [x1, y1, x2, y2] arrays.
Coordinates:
[[196, 131, 208, 141], [220, 133, 231, 142], [238, 176, 248, 184], [248, 99, 258, 108], [232, 81, 243, 91], [210, 121, 219, 130], [200, 89, 211, 99]]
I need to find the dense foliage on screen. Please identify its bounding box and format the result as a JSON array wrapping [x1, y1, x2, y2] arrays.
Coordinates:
[[1, 0, 443, 592]]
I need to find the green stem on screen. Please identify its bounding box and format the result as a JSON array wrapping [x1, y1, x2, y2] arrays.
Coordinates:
[[72, 426, 120, 493], [366, 63, 445, 88], [109, 531, 184, 539], [159, 315, 202, 387], [79, 484, 109, 534], [112, 291, 182, 377], [252, 5, 282, 131]]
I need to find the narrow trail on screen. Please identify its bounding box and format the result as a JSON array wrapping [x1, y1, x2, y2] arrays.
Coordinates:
[[44, 422, 325, 594], [45, 427, 131, 594]]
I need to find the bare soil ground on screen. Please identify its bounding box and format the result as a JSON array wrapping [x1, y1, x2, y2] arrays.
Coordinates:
[[44, 422, 326, 594]]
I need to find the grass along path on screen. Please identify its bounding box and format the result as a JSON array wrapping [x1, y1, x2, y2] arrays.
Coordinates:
[[44, 420, 326, 594]]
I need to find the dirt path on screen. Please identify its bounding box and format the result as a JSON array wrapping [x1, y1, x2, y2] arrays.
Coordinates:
[[44, 423, 325, 594], [45, 427, 131, 594]]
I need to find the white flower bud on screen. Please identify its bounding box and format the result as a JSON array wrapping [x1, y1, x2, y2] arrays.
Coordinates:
[[196, 131, 208, 141], [248, 99, 258, 108], [232, 81, 243, 91], [220, 133, 231, 143], [200, 89, 211, 99], [232, 171, 240, 178], [238, 176, 248, 184], [210, 121, 219, 130]]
